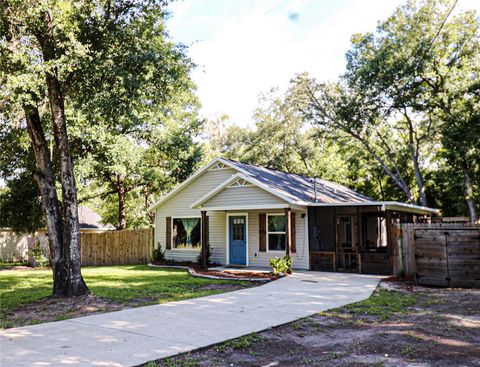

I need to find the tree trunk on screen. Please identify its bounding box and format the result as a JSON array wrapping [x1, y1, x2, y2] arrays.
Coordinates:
[[117, 174, 127, 230], [410, 147, 428, 207], [462, 159, 477, 223], [45, 71, 89, 296], [405, 112, 428, 207], [35, 8, 88, 296], [24, 105, 67, 295]]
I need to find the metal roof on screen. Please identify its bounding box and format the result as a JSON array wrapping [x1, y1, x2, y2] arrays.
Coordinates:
[[222, 159, 373, 204], [148, 157, 440, 215]]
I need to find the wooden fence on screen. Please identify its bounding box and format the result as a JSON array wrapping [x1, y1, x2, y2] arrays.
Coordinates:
[[396, 223, 480, 288], [80, 228, 154, 266]]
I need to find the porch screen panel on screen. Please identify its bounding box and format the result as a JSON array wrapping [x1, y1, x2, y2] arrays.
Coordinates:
[[308, 207, 335, 251]]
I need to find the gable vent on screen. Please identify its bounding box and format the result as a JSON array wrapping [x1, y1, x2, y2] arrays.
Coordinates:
[[228, 179, 253, 188], [210, 162, 227, 170]]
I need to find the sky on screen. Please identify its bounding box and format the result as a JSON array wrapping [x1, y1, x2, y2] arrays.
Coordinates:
[[166, 0, 480, 126]]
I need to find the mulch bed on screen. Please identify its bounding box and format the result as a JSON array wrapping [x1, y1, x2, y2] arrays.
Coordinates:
[[195, 269, 280, 281], [150, 260, 279, 281]]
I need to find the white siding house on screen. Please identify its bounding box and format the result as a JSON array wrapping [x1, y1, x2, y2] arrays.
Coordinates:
[[150, 157, 439, 273], [150, 159, 310, 269]]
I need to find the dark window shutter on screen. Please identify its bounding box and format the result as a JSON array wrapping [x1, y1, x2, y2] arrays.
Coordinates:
[[291, 212, 296, 253], [166, 217, 172, 250], [259, 213, 266, 252]]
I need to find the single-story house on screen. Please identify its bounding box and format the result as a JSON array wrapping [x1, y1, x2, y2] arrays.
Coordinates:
[[149, 158, 439, 275]]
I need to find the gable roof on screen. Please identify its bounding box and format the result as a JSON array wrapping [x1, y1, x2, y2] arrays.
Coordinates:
[[148, 157, 439, 215], [190, 172, 299, 209], [222, 159, 372, 204], [148, 157, 370, 211]]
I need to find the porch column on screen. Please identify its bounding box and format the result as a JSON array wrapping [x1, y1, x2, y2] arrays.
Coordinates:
[[285, 208, 292, 256], [200, 210, 208, 269]]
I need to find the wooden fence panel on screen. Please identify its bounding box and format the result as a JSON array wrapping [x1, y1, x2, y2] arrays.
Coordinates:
[[392, 223, 416, 275], [413, 224, 480, 288], [80, 228, 153, 266]]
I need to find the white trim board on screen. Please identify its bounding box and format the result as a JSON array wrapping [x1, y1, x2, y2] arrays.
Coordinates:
[[266, 213, 287, 253], [199, 204, 305, 211]]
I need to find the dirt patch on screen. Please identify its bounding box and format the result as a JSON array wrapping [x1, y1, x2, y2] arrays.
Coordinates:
[[2, 294, 125, 328], [146, 281, 480, 367]]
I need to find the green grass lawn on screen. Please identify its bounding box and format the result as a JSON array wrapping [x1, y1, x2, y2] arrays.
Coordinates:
[[0, 265, 249, 328]]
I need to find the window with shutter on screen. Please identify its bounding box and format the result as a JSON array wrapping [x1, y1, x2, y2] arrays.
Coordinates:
[[259, 213, 266, 252]]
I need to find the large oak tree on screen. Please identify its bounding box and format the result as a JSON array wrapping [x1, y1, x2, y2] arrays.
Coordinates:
[[0, 0, 196, 295]]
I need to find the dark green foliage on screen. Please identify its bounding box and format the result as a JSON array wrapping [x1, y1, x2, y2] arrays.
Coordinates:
[[211, 0, 479, 218], [0, 174, 45, 234], [153, 246, 166, 262], [28, 243, 50, 268]]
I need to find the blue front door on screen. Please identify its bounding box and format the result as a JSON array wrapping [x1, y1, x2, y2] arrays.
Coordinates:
[[229, 216, 247, 265]]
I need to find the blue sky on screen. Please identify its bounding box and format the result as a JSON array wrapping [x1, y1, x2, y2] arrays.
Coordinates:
[[166, 0, 480, 126]]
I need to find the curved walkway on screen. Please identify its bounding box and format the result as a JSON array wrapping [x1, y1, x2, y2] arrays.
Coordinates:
[[0, 271, 382, 367]]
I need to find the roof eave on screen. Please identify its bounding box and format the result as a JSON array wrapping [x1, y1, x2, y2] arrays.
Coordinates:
[[309, 200, 440, 215]]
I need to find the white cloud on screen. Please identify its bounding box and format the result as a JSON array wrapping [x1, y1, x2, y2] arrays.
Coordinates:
[[168, 0, 480, 126]]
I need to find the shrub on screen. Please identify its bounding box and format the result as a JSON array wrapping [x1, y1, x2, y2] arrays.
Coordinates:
[[269, 255, 293, 275], [153, 245, 165, 261], [28, 243, 50, 267]]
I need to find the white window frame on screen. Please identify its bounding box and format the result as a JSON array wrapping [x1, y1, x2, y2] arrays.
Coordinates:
[[171, 215, 201, 251], [266, 213, 287, 253]]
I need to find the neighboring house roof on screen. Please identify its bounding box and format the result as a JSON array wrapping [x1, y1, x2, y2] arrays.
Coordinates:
[[78, 206, 115, 229], [148, 157, 439, 215]]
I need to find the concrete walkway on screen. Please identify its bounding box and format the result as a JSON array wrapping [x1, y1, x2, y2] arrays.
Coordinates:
[[0, 271, 382, 367]]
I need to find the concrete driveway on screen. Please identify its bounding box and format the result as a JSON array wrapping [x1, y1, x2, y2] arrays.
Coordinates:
[[0, 271, 382, 367]]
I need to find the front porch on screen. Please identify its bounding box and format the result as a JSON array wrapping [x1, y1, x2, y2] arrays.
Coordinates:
[[197, 206, 306, 269], [308, 204, 433, 275]]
